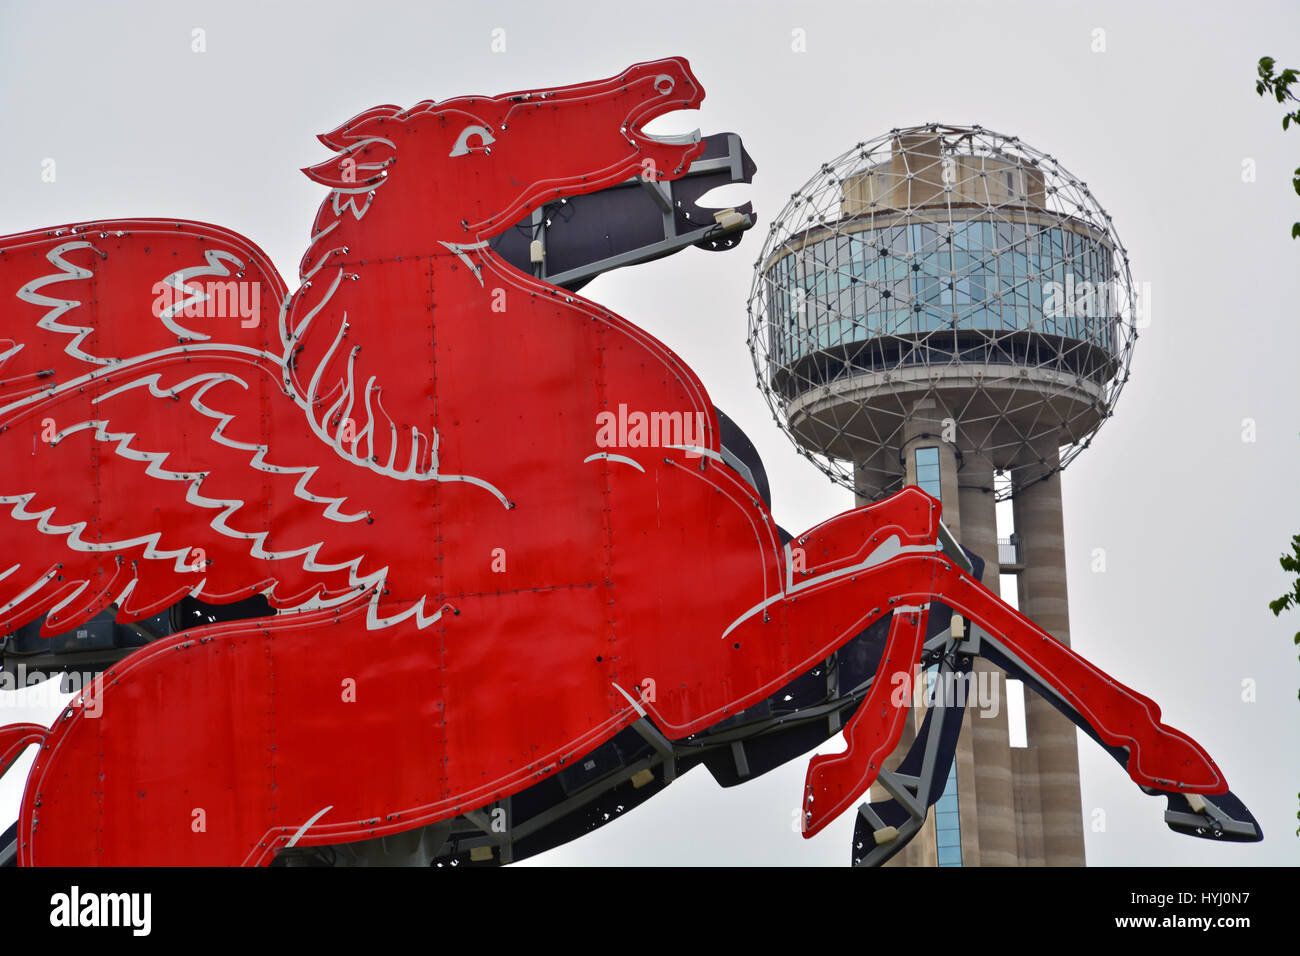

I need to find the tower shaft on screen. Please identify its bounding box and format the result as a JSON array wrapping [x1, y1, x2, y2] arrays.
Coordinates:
[[1011, 442, 1086, 865], [869, 413, 1084, 867]]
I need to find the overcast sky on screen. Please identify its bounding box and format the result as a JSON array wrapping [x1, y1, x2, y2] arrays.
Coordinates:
[[1, 0, 1296, 866]]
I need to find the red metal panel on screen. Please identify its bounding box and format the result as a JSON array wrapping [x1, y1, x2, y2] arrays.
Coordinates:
[[0, 57, 1239, 864]]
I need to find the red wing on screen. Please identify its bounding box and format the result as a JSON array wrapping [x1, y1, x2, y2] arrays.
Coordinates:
[[0, 350, 418, 635], [0, 220, 288, 407]]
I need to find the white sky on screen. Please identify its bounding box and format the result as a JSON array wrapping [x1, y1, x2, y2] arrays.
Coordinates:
[[1, 0, 1296, 866]]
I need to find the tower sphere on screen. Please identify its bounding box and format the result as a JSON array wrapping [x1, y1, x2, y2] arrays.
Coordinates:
[[746, 124, 1137, 501]]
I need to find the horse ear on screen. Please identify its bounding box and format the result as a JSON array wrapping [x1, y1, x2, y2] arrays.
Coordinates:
[[317, 105, 403, 150]]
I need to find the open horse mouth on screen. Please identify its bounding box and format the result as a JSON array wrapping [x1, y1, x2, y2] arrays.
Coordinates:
[[626, 103, 702, 153], [616, 59, 706, 169]]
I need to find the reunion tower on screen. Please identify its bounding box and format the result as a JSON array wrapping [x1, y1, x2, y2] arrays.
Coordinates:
[[747, 124, 1138, 866]]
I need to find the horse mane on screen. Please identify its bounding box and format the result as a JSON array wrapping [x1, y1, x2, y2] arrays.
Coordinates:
[[284, 101, 446, 480], [296, 102, 436, 282]]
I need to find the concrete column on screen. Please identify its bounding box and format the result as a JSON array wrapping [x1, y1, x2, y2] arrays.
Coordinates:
[[851, 442, 904, 503], [1011, 747, 1046, 865], [1011, 441, 1086, 866], [881, 401, 954, 867], [899, 399, 959, 505], [955, 455, 1018, 867]]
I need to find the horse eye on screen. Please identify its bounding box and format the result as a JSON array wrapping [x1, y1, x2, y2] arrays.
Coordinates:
[[449, 124, 496, 157]]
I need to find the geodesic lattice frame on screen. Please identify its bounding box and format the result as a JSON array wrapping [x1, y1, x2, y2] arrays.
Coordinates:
[[746, 123, 1137, 502]]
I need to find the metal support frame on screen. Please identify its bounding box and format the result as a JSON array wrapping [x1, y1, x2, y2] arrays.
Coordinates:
[[506, 132, 755, 291]]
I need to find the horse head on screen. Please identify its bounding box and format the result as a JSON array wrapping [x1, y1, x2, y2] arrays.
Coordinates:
[[301, 57, 706, 257], [288, 58, 709, 479]]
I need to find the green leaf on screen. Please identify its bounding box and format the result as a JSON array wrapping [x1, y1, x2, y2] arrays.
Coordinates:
[[1292, 222, 1300, 239]]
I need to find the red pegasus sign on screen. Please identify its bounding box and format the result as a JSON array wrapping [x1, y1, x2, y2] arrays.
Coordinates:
[[0, 58, 1259, 865]]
